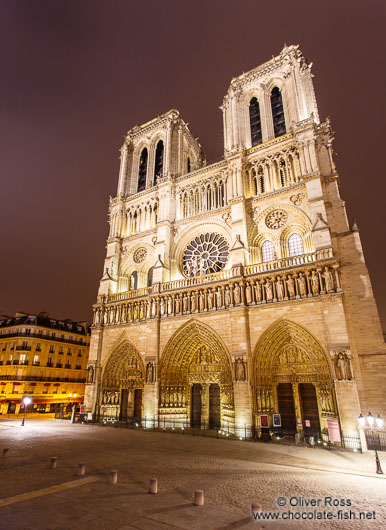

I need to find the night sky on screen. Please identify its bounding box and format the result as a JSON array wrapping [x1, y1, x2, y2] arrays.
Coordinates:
[[1, 1, 385, 328]]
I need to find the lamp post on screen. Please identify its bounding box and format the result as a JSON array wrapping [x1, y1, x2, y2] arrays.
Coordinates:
[[358, 412, 383, 474], [21, 396, 32, 426]]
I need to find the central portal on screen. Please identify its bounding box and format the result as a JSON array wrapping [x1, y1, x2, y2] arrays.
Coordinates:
[[277, 383, 296, 433]]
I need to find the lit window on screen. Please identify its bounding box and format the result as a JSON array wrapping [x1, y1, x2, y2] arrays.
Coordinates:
[[262, 241, 275, 262], [288, 233, 304, 257]]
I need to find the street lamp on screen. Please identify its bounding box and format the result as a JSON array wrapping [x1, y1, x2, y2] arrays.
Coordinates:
[[358, 412, 383, 474], [21, 396, 32, 426]]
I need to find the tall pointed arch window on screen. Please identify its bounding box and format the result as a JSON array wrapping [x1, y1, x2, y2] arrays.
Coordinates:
[[153, 141, 164, 184], [288, 233, 304, 257], [187, 156, 191, 173], [271, 87, 286, 137], [147, 266, 154, 287], [249, 97, 262, 146], [137, 148, 148, 192], [261, 240, 275, 262]]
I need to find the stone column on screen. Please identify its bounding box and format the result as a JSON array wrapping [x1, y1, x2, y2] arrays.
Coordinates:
[[233, 380, 252, 437]]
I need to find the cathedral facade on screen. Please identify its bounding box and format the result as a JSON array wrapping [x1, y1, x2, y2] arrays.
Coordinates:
[[85, 45, 386, 441]]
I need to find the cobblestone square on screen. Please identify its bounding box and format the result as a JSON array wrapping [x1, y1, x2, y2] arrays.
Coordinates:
[[0, 418, 385, 529]]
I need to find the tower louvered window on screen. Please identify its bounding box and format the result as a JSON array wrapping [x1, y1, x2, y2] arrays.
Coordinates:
[[249, 97, 262, 146], [154, 141, 164, 184], [271, 87, 286, 137], [137, 148, 148, 192]]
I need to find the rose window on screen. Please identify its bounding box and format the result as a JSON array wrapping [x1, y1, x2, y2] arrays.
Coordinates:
[[265, 209, 288, 230], [182, 233, 229, 277], [133, 247, 147, 263]]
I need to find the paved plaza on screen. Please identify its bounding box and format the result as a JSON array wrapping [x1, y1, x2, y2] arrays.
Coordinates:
[[0, 418, 385, 529]]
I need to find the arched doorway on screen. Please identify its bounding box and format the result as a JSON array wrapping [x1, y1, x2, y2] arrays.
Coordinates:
[[252, 319, 336, 436], [159, 320, 234, 430], [100, 341, 145, 421]]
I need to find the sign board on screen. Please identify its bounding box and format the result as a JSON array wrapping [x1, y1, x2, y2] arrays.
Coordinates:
[[260, 414, 269, 428], [305, 419, 311, 428], [327, 418, 341, 442], [87, 412, 93, 421], [273, 414, 281, 427], [80, 404, 85, 414]]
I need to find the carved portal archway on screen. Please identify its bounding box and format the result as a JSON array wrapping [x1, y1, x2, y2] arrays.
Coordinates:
[[252, 319, 335, 433], [159, 320, 234, 429], [100, 340, 145, 420]]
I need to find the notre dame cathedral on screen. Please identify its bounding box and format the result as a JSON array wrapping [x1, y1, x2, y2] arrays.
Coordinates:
[[85, 45, 386, 441]]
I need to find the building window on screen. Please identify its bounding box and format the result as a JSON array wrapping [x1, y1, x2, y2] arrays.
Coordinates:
[[78, 349, 82, 357], [249, 97, 262, 146], [59, 346, 63, 354], [25, 328, 31, 336], [20, 354, 26, 363], [33, 355, 39, 365], [288, 233, 304, 257], [271, 87, 286, 137], [51, 332, 56, 338], [2, 343, 6, 351], [147, 266, 153, 287], [187, 156, 191, 173], [153, 140, 164, 184], [37, 329, 42, 336], [49, 345, 54, 353], [36, 343, 41, 352], [261, 240, 275, 262], [67, 348, 72, 356], [137, 148, 148, 192]]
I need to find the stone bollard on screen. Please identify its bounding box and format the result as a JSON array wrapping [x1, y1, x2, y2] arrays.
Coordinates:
[[77, 463, 86, 476], [50, 457, 58, 469], [2, 448, 10, 457], [109, 470, 118, 484], [251, 502, 262, 518], [149, 478, 158, 494], [194, 490, 204, 506]]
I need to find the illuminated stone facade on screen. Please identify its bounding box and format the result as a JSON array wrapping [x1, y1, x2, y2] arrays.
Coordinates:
[[85, 45, 386, 440], [0, 312, 89, 414]]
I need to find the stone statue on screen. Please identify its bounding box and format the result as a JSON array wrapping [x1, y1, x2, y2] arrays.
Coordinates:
[[130, 274, 136, 290], [276, 277, 284, 300], [167, 296, 173, 315], [265, 279, 273, 301], [192, 256, 198, 276], [146, 362, 154, 383], [190, 292, 196, 312], [175, 294, 180, 314], [233, 283, 241, 304], [254, 281, 262, 303], [207, 289, 214, 310], [128, 304, 133, 321], [323, 267, 334, 292], [199, 256, 205, 275], [216, 288, 222, 308], [139, 302, 144, 320], [186, 260, 192, 277], [151, 298, 157, 317], [311, 270, 320, 295], [160, 298, 165, 316], [286, 275, 295, 298], [336, 352, 351, 380], [87, 365, 94, 384], [133, 303, 138, 320], [245, 282, 252, 304], [224, 286, 231, 307], [298, 273, 307, 296], [182, 294, 188, 313], [146, 301, 151, 319], [235, 358, 246, 381], [199, 290, 205, 311]]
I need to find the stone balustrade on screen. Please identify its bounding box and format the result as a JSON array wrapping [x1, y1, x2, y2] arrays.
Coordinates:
[[93, 250, 341, 327]]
